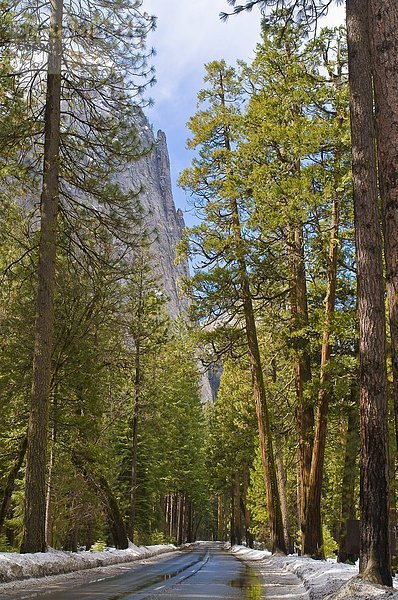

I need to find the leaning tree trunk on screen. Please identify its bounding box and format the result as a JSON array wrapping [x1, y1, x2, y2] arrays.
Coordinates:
[[346, 0, 392, 585], [369, 0, 398, 455], [304, 180, 340, 559], [236, 244, 286, 554], [71, 451, 129, 550], [21, 0, 63, 554], [288, 225, 313, 539], [220, 81, 286, 552]]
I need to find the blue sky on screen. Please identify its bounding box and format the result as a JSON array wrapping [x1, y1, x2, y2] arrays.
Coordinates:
[[144, 0, 345, 226]]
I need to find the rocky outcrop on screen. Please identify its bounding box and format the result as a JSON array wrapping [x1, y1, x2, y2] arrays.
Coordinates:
[[123, 112, 217, 402], [121, 111, 189, 319]]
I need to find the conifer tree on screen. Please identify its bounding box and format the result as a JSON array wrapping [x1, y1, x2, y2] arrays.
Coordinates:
[[180, 60, 286, 554], [3, 0, 156, 553], [222, 0, 393, 584], [241, 20, 350, 557]]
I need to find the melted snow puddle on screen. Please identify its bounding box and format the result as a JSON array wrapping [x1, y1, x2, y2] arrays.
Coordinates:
[[230, 565, 263, 599]]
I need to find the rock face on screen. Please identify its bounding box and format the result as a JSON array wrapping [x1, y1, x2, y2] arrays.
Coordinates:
[[123, 111, 189, 319], [123, 112, 217, 402]]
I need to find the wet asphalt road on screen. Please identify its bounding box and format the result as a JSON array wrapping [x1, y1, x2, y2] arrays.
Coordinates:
[[4, 543, 264, 599]]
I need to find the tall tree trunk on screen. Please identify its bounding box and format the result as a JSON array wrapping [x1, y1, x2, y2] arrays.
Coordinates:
[[231, 472, 242, 545], [0, 436, 27, 533], [219, 68, 285, 553], [45, 392, 57, 546], [171, 493, 177, 540], [272, 357, 293, 553], [369, 0, 398, 454], [346, 0, 392, 585], [129, 337, 140, 542], [186, 499, 193, 543], [177, 493, 185, 545], [217, 495, 224, 541], [275, 442, 293, 554], [338, 386, 360, 563], [242, 462, 254, 548], [223, 163, 285, 550], [304, 187, 340, 559], [239, 266, 286, 553], [21, 0, 63, 554], [230, 483, 236, 546], [289, 226, 313, 536]]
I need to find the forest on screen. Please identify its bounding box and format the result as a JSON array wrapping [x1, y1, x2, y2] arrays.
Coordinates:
[[0, 0, 397, 592]]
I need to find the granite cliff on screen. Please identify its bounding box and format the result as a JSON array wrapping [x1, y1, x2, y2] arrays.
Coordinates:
[[121, 112, 189, 319], [124, 113, 217, 401]]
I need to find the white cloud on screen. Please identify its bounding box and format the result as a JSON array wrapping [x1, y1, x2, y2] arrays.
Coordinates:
[[144, 0, 262, 104], [141, 0, 346, 217]]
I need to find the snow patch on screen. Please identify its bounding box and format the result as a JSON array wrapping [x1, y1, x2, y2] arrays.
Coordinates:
[[0, 544, 176, 583], [229, 545, 398, 599]]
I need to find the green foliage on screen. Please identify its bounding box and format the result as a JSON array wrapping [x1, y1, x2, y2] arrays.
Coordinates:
[[322, 525, 338, 559], [91, 540, 107, 553], [204, 359, 257, 495], [247, 449, 269, 543]]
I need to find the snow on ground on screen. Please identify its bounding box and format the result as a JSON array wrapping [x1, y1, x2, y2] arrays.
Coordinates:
[[230, 545, 398, 599], [0, 543, 176, 584], [2, 541, 398, 599]]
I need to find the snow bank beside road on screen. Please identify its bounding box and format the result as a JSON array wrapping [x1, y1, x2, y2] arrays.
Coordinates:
[[0, 543, 176, 583], [230, 545, 398, 599]]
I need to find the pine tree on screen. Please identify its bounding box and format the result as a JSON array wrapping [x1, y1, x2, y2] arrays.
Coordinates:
[[180, 60, 286, 553], [346, 0, 391, 584], [3, 0, 156, 553], [223, 0, 393, 583]]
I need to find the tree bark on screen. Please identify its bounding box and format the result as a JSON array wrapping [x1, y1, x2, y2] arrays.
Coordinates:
[[368, 0, 398, 455], [338, 386, 360, 563], [218, 67, 286, 553], [230, 472, 242, 546], [239, 267, 286, 553], [186, 499, 193, 543], [346, 0, 392, 585], [275, 442, 293, 554], [242, 462, 254, 548], [217, 495, 224, 541], [45, 392, 58, 546], [21, 0, 63, 554]]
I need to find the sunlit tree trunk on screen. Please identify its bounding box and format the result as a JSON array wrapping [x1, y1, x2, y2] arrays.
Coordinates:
[[304, 188, 340, 558], [216, 69, 286, 553]]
